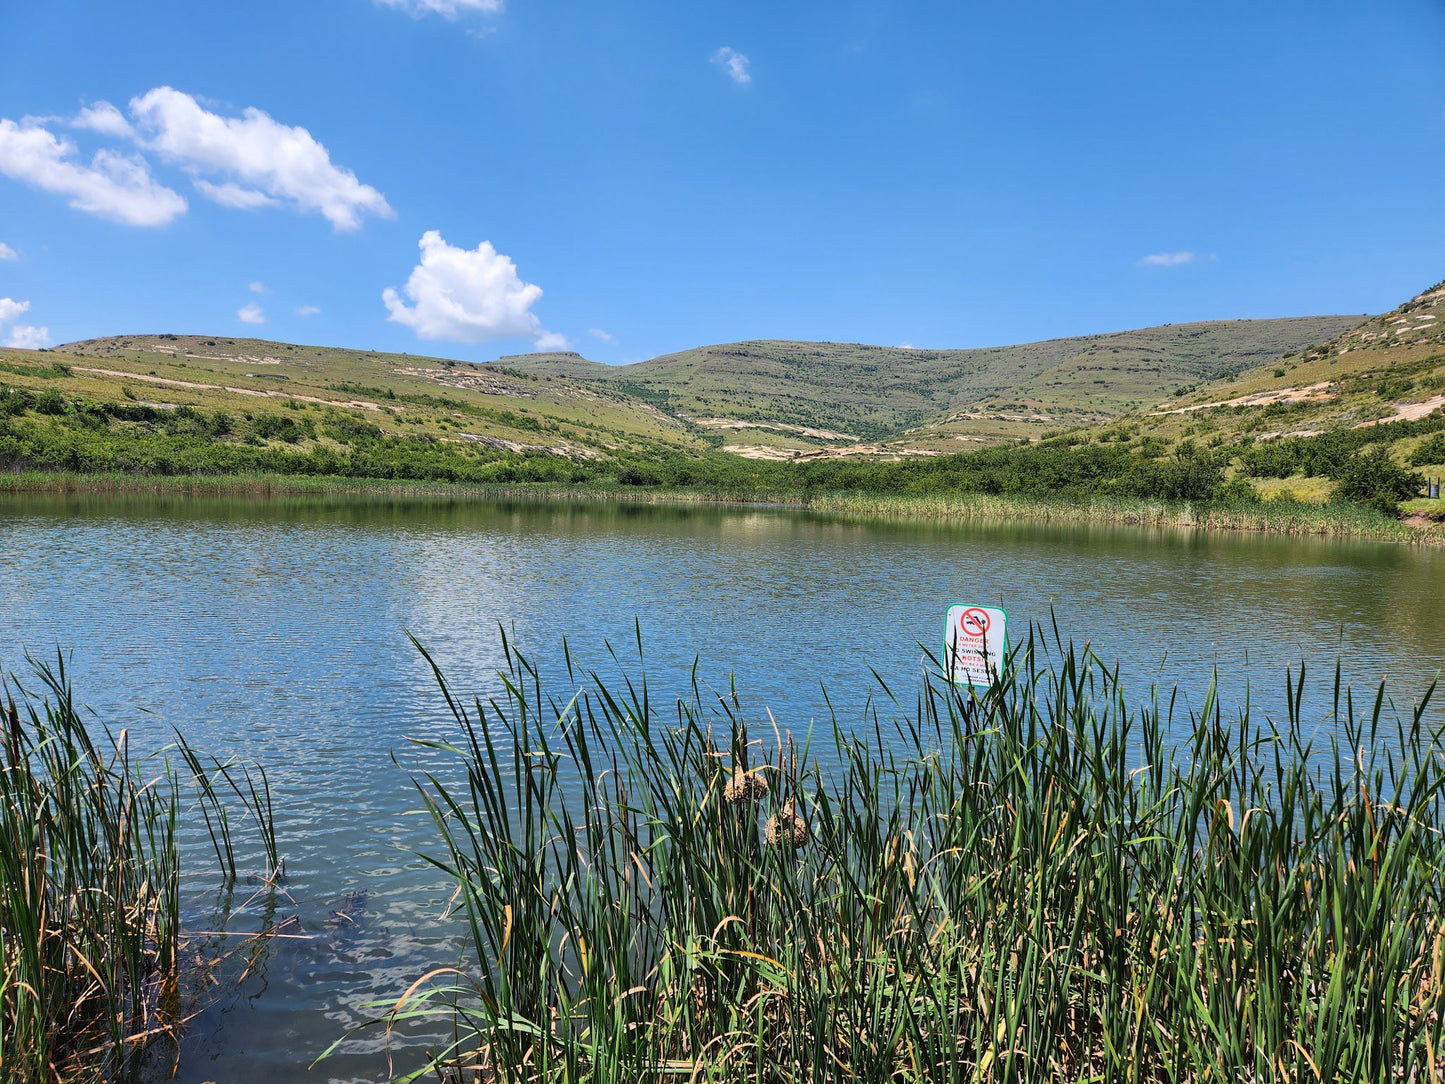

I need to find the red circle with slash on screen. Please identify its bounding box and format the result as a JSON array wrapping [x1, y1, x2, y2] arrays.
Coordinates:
[[959, 608, 991, 637]]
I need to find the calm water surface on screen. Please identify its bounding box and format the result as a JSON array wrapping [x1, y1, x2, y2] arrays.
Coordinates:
[[3, 492, 1443, 1081]]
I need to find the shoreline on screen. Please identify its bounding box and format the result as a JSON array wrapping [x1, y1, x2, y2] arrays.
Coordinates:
[[1, 469, 1437, 542]]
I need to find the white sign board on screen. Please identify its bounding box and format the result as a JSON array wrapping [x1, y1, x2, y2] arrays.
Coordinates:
[[944, 605, 1009, 687]]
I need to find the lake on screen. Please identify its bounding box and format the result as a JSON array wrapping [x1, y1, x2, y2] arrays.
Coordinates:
[[2, 491, 1443, 1081]]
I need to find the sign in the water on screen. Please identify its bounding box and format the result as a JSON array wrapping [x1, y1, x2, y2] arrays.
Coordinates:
[[944, 604, 1009, 687]]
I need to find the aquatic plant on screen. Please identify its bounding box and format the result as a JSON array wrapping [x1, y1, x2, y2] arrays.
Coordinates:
[[387, 628, 1445, 1082], [0, 655, 277, 1083]]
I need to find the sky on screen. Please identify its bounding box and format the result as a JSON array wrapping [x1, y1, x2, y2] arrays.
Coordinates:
[[1, 1, 1444, 363]]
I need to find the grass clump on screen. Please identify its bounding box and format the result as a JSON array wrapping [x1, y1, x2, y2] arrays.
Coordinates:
[[387, 630, 1445, 1082], [0, 656, 274, 1083]]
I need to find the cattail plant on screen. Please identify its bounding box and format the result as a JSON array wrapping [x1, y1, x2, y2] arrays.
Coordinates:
[[0, 654, 278, 1083], [376, 624, 1445, 1082]]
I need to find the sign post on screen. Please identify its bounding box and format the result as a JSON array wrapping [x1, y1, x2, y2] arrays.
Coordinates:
[[943, 604, 1009, 687]]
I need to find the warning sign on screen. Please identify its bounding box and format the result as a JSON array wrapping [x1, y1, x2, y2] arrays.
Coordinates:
[[944, 604, 1008, 687]]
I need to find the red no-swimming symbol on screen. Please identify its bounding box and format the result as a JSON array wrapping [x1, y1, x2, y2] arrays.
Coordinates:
[[959, 608, 991, 637]]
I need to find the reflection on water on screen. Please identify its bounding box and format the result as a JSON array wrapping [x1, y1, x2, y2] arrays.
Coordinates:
[[3, 491, 1444, 1080]]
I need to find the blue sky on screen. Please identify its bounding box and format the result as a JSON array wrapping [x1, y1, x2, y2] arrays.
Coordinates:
[[1, 1, 1443, 363]]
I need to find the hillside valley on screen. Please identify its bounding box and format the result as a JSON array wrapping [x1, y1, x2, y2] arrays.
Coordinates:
[[6, 292, 1445, 523], [498, 316, 1361, 456]]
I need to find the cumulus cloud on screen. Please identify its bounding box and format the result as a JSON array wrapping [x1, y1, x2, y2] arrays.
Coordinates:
[[296, 305, 321, 316], [0, 242, 16, 261], [129, 87, 392, 231], [587, 328, 613, 342], [249, 281, 268, 294], [0, 118, 186, 226], [534, 330, 570, 351], [6, 324, 49, 349], [383, 230, 559, 344], [1138, 251, 1195, 268], [73, 101, 134, 139], [376, 0, 503, 16], [237, 302, 265, 324], [0, 298, 46, 348], [712, 47, 751, 86]]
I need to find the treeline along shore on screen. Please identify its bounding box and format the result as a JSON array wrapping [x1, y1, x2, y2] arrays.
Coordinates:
[[2, 372, 1442, 541]]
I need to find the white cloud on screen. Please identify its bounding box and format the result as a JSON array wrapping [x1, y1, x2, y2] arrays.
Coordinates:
[[534, 331, 570, 351], [896, 342, 916, 349], [194, 179, 280, 210], [376, 0, 503, 16], [0, 242, 16, 261], [73, 101, 135, 139], [0, 297, 46, 348], [587, 327, 614, 343], [129, 87, 392, 231], [384, 230, 558, 344], [5, 324, 49, 349], [249, 281, 269, 294], [712, 47, 751, 86], [296, 305, 321, 316], [0, 118, 186, 226], [1138, 251, 1195, 268], [237, 302, 265, 324]]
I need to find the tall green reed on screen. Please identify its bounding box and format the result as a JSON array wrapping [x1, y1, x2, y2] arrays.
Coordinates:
[[0, 654, 278, 1083], [386, 626, 1445, 1082]]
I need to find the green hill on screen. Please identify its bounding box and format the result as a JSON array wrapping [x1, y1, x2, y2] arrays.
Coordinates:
[[46, 333, 697, 455], [14, 300, 1445, 523], [1137, 282, 1445, 447], [0, 311, 1377, 490], [1031, 280, 1445, 514], [491, 350, 617, 381], [499, 317, 1362, 453]]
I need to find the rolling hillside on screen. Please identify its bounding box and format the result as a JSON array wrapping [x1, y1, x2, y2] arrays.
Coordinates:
[[500, 317, 1362, 455], [42, 334, 699, 457], [1136, 281, 1445, 446], [0, 309, 1375, 488]]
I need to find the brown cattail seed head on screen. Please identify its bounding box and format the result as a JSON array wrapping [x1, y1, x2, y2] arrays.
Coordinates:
[[764, 798, 808, 849], [723, 769, 769, 804]]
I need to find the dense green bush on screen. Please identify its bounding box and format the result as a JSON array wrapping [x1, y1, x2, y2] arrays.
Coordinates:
[[1331, 447, 1422, 515], [1411, 434, 1445, 466], [33, 390, 67, 416], [1240, 414, 1445, 480]]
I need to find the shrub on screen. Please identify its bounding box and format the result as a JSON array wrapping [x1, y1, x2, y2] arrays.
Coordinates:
[[1332, 447, 1421, 516]]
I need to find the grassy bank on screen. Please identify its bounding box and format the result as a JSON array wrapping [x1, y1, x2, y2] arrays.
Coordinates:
[[1, 469, 1434, 542], [805, 489, 1428, 538], [0, 658, 275, 1083], [385, 632, 1445, 1083]]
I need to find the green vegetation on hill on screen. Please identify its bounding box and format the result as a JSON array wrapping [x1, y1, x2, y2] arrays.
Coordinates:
[[56, 333, 699, 455], [7, 295, 1445, 530], [1107, 280, 1445, 519], [503, 318, 1361, 448], [4, 369, 1413, 523], [1141, 282, 1445, 444]]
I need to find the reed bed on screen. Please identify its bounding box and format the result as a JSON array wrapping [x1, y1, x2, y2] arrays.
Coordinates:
[[805, 491, 1426, 540], [390, 630, 1445, 1083], [2, 472, 1436, 543], [0, 655, 275, 1083]]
